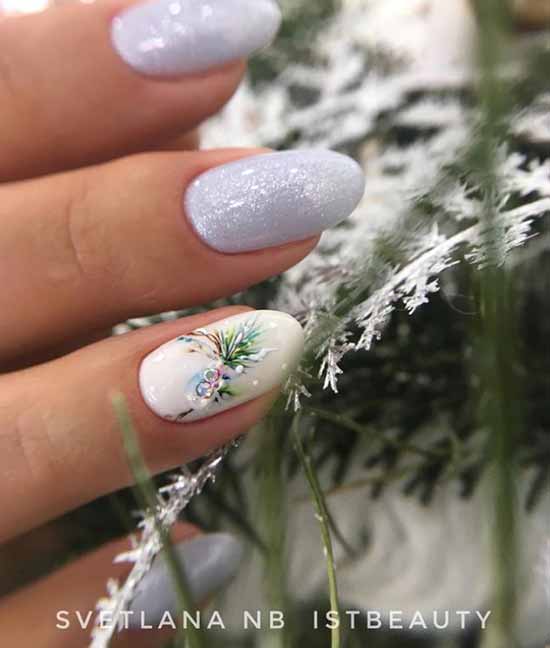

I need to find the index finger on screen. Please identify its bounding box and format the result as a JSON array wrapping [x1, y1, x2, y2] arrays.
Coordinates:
[[0, 0, 280, 181]]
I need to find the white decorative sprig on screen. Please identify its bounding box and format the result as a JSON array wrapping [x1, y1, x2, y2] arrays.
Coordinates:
[[90, 443, 235, 648], [301, 198, 550, 395]]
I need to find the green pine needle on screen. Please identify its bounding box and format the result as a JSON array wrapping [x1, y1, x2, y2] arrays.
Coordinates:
[[219, 319, 264, 369], [112, 393, 205, 648], [292, 413, 341, 648]]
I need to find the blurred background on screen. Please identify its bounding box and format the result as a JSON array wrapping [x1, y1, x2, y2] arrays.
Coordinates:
[[3, 1, 550, 647]]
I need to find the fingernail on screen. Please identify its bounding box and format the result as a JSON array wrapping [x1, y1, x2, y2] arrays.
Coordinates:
[[111, 0, 281, 77], [128, 533, 243, 625], [185, 150, 366, 254], [139, 310, 304, 422]]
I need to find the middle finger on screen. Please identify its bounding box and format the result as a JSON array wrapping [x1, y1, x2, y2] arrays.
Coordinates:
[[0, 148, 365, 364]]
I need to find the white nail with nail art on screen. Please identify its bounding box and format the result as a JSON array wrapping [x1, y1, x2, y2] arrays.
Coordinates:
[[139, 310, 304, 422]]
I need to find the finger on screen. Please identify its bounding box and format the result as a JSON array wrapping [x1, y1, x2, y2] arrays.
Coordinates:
[[155, 129, 201, 152], [0, 525, 242, 647], [0, 0, 280, 181], [1, 328, 113, 374], [0, 307, 303, 540], [0, 149, 303, 362], [0, 148, 364, 364]]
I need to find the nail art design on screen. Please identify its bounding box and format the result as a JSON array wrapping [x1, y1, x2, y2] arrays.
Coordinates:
[[185, 150, 366, 254], [111, 0, 281, 77], [172, 317, 273, 420], [139, 310, 304, 422], [128, 533, 243, 625]]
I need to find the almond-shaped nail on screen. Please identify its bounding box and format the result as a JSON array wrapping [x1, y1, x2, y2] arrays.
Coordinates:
[[185, 150, 366, 254], [128, 533, 243, 626], [139, 310, 304, 422], [111, 0, 282, 77]]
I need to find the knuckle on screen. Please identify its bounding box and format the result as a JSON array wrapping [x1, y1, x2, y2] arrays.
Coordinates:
[[60, 172, 101, 282], [0, 379, 56, 492]]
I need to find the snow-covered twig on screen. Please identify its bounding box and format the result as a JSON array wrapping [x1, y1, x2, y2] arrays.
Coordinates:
[[90, 444, 234, 647]]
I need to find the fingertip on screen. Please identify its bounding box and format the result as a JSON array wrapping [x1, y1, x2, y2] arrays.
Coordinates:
[[110, 0, 279, 78]]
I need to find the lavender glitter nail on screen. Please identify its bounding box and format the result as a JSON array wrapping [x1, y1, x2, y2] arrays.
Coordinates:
[[128, 533, 243, 624], [111, 0, 281, 77], [184, 150, 366, 254]]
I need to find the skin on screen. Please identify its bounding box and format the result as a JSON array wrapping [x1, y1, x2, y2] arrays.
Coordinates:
[[0, 0, 318, 644]]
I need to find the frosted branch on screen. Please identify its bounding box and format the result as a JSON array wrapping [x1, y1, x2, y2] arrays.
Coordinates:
[[90, 443, 235, 647]]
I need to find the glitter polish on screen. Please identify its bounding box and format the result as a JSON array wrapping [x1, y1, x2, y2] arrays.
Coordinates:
[[139, 310, 304, 422], [185, 150, 366, 254], [128, 533, 243, 625], [111, 0, 281, 77]]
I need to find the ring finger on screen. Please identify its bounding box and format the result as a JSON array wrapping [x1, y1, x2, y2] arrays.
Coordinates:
[[0, 306, 302, 541]]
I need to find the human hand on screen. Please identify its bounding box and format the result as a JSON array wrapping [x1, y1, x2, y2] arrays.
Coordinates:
[[0, 1, 365, 644]]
